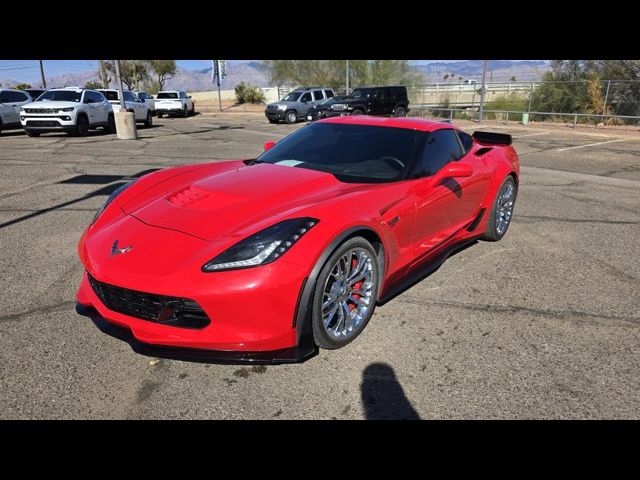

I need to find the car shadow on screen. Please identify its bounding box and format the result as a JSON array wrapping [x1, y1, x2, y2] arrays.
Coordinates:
[[361, 362, 421, 420]]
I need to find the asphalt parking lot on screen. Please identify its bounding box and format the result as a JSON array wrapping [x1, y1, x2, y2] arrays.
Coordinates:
[[1, 114, 638, 419]]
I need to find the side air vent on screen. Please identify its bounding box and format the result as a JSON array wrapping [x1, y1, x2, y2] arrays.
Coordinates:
[[475, 147, 493, 156]]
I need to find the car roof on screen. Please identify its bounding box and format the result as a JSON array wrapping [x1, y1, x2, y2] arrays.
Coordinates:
[[317, 115, 454, 132]]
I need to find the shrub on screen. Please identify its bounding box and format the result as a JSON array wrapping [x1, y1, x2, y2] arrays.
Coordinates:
[[235, 82, 265, 104]]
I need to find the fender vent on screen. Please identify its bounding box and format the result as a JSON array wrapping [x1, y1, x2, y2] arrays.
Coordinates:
[[475, 147, 493, 156]]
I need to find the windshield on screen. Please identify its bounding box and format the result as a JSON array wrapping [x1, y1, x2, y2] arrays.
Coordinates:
[[37, 90, 82, 102], [255, 123, 422, 183], [99, 91, 119, 101], [157, 92, 178, 99], [281, 91, 301, 102], [350, 88, 371, 99]]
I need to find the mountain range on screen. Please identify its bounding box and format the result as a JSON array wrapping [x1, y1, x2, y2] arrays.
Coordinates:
[[0, 60, 550, 91]]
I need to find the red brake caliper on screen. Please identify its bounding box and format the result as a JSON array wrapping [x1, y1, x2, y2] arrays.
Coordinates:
[[350, 258, 361, 311]]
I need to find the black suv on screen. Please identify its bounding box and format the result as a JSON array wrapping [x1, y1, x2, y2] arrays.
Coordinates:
[[307, 86, 409, 120]]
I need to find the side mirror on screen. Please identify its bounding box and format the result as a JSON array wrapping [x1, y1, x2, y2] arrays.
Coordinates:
[[188, 95, 192, 99], [428, 162, 473, 186], [264, 141, 276, 151]]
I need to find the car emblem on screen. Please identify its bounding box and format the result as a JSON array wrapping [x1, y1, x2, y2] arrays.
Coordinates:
[[111, 240, 133, 257]]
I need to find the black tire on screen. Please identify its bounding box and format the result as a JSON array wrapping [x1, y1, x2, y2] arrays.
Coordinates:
[[311, 236, 380, 350], [106, 114, 116, 133], [351, 108, 364, 116], [268, 118, 278, 124], [157, 112, 164, 118], [25, 129, 41, 137], [190, 103, 195, 116], [144, 110, 153, 128], [75, 115, 89, 136], [183, 106, 188, 118], [0, 119, 3, 136], [285, 110, 297, 124], [481, 175, 518, 242], [394, 106, 407, 117]]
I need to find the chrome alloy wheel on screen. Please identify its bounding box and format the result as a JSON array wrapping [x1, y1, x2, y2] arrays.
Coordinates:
[[496, 178, 515, 235], [321, 248, 375, 340]]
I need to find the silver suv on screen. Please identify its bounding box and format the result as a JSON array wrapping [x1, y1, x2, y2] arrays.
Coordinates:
[[265, 87, 335, 124]]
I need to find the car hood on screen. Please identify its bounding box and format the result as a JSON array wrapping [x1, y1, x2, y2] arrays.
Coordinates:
[[27, 101, 81, 109], [120, 161, 368, 242]]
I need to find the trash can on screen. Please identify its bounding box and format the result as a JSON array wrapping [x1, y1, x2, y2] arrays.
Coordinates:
[[522, 113, 530, 125]]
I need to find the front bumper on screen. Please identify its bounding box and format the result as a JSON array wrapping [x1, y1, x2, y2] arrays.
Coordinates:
[[306, 110, 346, 121], [20, 116, 76, 131], [76, 303, 316, 364], [265, 109, 286, 121]]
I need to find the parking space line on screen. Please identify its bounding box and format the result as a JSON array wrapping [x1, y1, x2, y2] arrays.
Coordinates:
[[513, 132, 549, 138], [557, 139, 626, 152]]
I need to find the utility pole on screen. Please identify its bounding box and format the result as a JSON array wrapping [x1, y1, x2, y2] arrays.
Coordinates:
[[114, 61, 126, 110], [478, 60, 488, 122], [39, 60, 46, 88], [346, 60, 350, 95], [99, 60, 108, 88]]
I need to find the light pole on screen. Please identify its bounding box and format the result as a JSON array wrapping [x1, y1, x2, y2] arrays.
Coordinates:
[[113, 60, 137, 140], [478, 60, 488, 122], [346, 60, 350, 95], [39, 60, 46, 89], [114, 60, 126, 111]]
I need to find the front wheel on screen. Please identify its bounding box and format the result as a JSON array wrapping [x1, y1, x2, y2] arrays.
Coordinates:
[[157, 112, 164, 118], [312, 237, 379, 350], [351, 109, 364, 115], [482, 175, 517, 241], [75, 115, 89, 136], [144, 110, 153, 128], [285, 110, 297, 124]]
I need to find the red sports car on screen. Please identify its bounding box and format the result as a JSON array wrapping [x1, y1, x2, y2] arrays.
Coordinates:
[[76, 116, 519, 363]]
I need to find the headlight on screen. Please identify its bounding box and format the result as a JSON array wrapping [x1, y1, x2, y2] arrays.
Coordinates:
[[202, 217, 319, 272], [331, 104, 347, 111], [91, 180, 137, 224], [59, 107, 75, 112], [276, 104, 287, 110]]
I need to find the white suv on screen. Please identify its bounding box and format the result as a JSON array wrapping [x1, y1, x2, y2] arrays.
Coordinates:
[[155, 90, 195, 118], [98, 89, 152, 127], [20, 87, 114, 137], [0, 89, 33, 135]]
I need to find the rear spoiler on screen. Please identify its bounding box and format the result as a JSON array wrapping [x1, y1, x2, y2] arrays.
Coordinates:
[[472, 131, 512, 146]]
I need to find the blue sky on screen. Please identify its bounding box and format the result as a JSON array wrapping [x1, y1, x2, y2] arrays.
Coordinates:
[[0, 60, 456, 83]]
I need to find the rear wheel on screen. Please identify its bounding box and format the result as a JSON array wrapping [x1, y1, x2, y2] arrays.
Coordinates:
[[285, 110, 297, 124], [312, 237, 380, 350], [190, 103, 195, 115], [157, 112, 164, 118], [482, 175, 517, 241], [394, 106, 407, 117], [75, 115, 89, 136], [183, 106, 188, 118], [144, 110, 153, 128], [106, 114, 115, 133]]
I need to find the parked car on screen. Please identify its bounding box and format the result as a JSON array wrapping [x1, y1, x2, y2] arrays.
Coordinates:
[[326, 86, 409, 117], [0, 88, 33, 135], [76, 115, 520, 363], [265, 87, 335, 124], [155, 90, 195, 118], [135, 91, 156, 116], [25, 88, 46, 101], [306, 96, 349, 121], [97, 89, 152, 127], [19, 87, 114, 137], [463, 79, 477, 85]]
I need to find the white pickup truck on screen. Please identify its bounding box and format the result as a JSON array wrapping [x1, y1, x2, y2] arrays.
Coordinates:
[[97, 89, 153, 127], [155, 90, 195, 118]]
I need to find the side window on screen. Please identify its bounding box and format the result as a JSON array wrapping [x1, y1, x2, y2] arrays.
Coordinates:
[[312, 90, 324, 101], [325, 89, 334, 98], [0, 91, 9, 102], [384, 87, 394, 99], [416, 129, 464, 177], [13, 91, 30, 102], [300, 92, 312, 102], [83, 92, 95, 104], [123, 91, 135, 102], [373, 88, 384, 99], [457, 131, 473, 154]]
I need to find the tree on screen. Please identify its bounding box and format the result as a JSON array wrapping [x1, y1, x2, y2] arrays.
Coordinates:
[[263, 60, 424, 91], [148, 60, 176, 91], [13, 83, 31, 90], [106, 60, 150, 90], [510, 76, 517, 82], [84, 80, 103, 89], [443, 74, 449, 81]]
